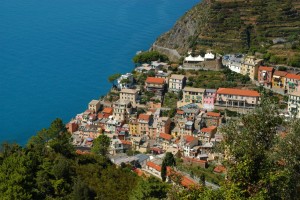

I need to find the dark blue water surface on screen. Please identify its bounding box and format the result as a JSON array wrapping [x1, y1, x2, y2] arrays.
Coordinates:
[[0, 0, 199, 145]]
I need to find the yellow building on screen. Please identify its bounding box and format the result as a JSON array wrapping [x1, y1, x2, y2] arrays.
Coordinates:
[[272, 70, 287, 91], [240, 56, 263, 80], [129, 119, 139, 136]]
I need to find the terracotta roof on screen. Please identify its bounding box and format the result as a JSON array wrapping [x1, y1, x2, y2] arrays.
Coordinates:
[[120, 140, 132, 145], [214, 165, 226, 173], [177, 110, 184, 115], [133, 168, 144, 176], [181, 176, 197, 188], [258, 66, 274, 72], [206, 112, 221, 117], [146, 77, 165, 84], [146, 161, 161, 171], [217, 88, 260, 97], [138, 114, 151, 121], [184, 135, 197, 143], [159, 133, 172, 141], [201, 126, 217, 133], [285, 73, 300, 80], [290, 91, 300, 96], [102, 107, 113, 114], [273, 70, 288, 77]]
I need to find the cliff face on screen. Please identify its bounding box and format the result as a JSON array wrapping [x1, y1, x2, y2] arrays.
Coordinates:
[[153, 0, 300, 62]]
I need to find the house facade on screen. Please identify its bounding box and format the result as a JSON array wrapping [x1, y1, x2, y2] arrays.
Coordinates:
[[241, 56, 263, 80], [168, 74, 186, 92], [145, 77, 165, 96], [203, 89, 216, 111], [120, 89, 139, 108], [258, 66, 274, 88], [113, 100, 132, 122], [178, 87, 205, 108], [288, 91, 300, 118], [137, 114, 153, 136], [216, 88, 260, 109], [285, 73, 300, 94], [272, 71, 287, 91], [88, 100, 100, 113]]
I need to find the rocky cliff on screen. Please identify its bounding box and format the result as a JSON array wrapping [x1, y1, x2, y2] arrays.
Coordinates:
[[153, 0, 300, 64]]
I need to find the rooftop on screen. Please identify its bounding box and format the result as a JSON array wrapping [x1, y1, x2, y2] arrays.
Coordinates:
[[120, 88, 138, 94], [89, 100, 99, 105], [138, 114, 151, 121], [170, 74, 185, 80], [217, 88, 260, 97], [258, 66, 274, 72], [146, 77, 165, 84], [290, 91, 300, 97], [285, 73, 300, 80], [206, 112, 221, 117], [273, 70, 288, 77], [183, 87, 205, 93], [159, 133, 172, 141]]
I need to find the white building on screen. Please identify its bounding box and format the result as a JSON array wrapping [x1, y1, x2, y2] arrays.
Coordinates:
[[184, 55, 205, 63], [288, 91, 300, 118], [168, 74, 186, 92], [204, 52, 215, 60], [113, 100, 132, 122], [117, 73, 134, 89], [222, 54, 244, 74]]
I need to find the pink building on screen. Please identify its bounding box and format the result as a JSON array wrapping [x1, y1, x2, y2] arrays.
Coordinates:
[[203, 89, 216, 111], [258, 66, 274, 88], [137, 114, 153, 136]]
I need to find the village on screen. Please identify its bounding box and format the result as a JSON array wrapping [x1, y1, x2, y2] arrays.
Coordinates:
[[66, 51, 300, 188]]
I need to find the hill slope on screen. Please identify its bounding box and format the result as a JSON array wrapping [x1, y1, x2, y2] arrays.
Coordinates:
[[153, 0, 300, 64]]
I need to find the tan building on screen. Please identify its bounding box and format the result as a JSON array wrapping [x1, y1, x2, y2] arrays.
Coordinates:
[[168, 74, 186, 92], [113, 100, 132, 122], [88, 100, 100, 113], [178, 87, 205, 107], [137, 114, 153, 136], [241, 56, 263, 80], [120, 89, 139, 108], [216, 88, 260, 109]]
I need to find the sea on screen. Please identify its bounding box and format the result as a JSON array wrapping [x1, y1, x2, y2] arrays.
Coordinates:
[[0, 0, 199, 145]]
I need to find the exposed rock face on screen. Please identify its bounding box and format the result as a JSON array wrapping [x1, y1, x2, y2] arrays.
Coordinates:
[[153, 0, 300, 61]]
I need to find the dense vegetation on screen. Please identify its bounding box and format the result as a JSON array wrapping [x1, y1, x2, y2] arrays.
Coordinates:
[[185, 69, 251, 89], [155, 0, 300, 66], [0, 119, 167, 200], [133, 51, 169, 64]]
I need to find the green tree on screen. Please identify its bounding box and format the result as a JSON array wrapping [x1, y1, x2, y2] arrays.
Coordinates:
[[132, 51, 169, 63], [130, 176, 169, 200], [161, 152, 176, 181], [91, 135, 111, 156]]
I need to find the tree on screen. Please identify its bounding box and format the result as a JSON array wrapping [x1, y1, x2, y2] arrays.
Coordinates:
[[108, 73, 121, 87], [219, 100, 294, 198], [199, 173, 205, 186], [91, 135, 111, 156], [132, 51, 169, 63], [130, 176, 169, 200], [161, 152, 176, 181]]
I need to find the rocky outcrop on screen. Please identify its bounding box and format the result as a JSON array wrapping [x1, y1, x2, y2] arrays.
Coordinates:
[[150, 44, 181, 62]]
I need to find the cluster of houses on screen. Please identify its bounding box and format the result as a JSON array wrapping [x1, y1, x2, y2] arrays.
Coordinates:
[[67, 51, 300, 185], [223, 54, 300, 118], [66, 57, 268, 186]]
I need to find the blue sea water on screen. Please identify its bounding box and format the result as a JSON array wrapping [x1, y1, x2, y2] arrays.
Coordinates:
[[0, 0, 199, 145]]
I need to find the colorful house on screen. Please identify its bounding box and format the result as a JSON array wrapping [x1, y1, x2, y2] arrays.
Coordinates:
[[203, 89, 216, 111], [272, 70, 287, 91], [285, 73, 300, 94], [257, 66, 274, 88]]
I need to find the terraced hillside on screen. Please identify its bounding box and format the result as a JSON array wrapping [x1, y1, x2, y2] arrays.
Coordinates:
[[153, 0, 300, 65]]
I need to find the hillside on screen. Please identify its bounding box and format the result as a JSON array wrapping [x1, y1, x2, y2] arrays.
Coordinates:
[[153, 0, 300, 65]]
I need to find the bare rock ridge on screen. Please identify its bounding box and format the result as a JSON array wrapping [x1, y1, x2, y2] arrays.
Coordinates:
[[152, 0, 300, 62]]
